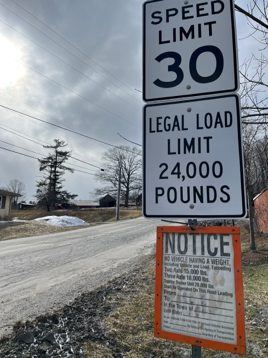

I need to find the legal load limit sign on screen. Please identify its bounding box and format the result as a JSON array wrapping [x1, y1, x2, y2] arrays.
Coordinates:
[[143, 94, 246, 218], [143, 0, 239, 101], [155, 226, 246, 354]]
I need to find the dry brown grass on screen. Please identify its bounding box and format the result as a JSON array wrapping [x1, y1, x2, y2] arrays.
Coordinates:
[[10, 208, 142, 222], [83, 341, 113, 358], [96, 261, 268, 358], [0, 221, 86, 241], [0, 208, 142, 241]]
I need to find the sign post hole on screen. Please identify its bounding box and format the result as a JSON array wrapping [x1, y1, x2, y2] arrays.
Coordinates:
[[155, 226, 246, 355]]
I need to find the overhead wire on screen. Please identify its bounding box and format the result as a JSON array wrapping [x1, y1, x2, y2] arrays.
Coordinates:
[[11, 0, 142, 100], [0, 126, 104, 169], [0, 17, 141, 112], [0, 123, 42, 145], [0, 121, 103, 165], [0, 1, 142, 105], [0, 2, 142, 160], [0, 104, 142, 156], [0, 89, 103, 157], [0, 139, 45, 156], [0, 138, 99, 172], [0, 145, 98, 176], [13, 57, 140, 129]]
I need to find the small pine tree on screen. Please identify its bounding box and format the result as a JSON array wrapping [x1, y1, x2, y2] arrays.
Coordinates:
[[35, 139, 77, 211]]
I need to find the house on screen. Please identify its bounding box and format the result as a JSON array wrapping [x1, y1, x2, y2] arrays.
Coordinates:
[[99, 194, 116, 207], [18, 202, 36, 210], [253, 188, 268, 233], [0, 189, 21, 218]]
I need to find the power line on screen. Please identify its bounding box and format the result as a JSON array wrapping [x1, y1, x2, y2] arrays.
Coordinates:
[[66, 161, 98, 173], [0, 104, 142, 156], [0, 145, 38, 160], [11, 0, 142, 101], [0, 139, 99, 172], [0, 17, 141, 113], [0, 122, 102, 169], [0, 90, 103, 157], [0, 139, 45, 156], [69, 156, 104, 171], [0, 145, 97, 176], [0, 124, 42, 145], [1, 1, 142, 105], [0, 127, 104, 169], [117, 133, 142, 146], [14, 57, 140, 129]]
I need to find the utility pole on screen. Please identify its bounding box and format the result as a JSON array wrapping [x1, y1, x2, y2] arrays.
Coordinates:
[[116, 160, 122, 221]]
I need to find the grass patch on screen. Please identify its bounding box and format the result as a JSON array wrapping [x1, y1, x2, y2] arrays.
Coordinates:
[[0, 208, 143, 241], [83, 341, 113, 358], [84, 260, 268, 358], [243, 264, 268, 320], [10, 208, 142, 223]]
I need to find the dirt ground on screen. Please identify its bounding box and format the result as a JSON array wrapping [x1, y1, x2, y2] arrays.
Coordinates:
[[0, 208, 143, 241]]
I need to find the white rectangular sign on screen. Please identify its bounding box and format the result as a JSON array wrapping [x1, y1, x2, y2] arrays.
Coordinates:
[[143, 0, 239, 101], [143, 94, 246, 218]]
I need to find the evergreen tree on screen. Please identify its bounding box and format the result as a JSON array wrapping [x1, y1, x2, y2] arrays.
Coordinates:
[[35, 139, 77, 211]]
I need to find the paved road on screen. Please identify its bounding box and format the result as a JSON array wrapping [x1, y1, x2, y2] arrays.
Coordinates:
[[0, 217, 165, 337]]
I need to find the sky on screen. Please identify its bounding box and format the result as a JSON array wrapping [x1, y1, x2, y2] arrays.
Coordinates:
[[0, 0, 261, 201]]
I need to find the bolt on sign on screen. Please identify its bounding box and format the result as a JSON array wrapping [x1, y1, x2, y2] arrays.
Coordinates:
[[143, 94, 246, 218], [155, 226, 246, 354], [143, 0, 239, 101]]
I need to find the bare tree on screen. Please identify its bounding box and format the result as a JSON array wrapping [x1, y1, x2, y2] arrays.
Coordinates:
[[94, 146, 142, 207], [1, 179, 26, 209], [233, 2, 268, 250], [236, 1, 268, 123]]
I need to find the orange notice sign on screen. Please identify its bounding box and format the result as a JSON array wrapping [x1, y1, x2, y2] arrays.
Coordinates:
[[155, 226, 246, 354]]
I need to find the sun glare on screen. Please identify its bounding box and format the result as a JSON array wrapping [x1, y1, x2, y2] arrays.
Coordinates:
[[0, 37, 24, 88]]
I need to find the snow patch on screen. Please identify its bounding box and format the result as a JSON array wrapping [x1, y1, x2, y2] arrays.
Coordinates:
[[34, 216, 90, 227]]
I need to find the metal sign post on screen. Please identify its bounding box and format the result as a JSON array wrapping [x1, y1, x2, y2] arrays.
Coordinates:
[[188, 220, 201, 358], [192, 345, 201, 358]]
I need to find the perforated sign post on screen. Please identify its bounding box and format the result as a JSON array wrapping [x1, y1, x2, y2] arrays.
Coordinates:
[[143, 0, 239, 102], [155, 226, 246, 354], [143, 94, 246, 219]]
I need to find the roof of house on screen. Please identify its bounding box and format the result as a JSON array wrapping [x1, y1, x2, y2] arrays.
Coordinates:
[[100, 194, 116, 201], [69, 200, 99, 206], [19, 202, 36, 206], [0, 189, 22, 197], [253, 187, 268, 201]]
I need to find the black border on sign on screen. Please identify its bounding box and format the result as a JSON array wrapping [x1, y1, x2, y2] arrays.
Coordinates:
[[142, 94, 246, 219], [142, 0, 239, 102]]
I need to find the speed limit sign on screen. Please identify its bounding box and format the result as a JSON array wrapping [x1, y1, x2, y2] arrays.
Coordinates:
[[143, 0, 239, 101]]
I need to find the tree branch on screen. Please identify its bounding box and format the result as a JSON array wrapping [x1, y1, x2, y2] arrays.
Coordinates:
[[235, 4, 268, 30]]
